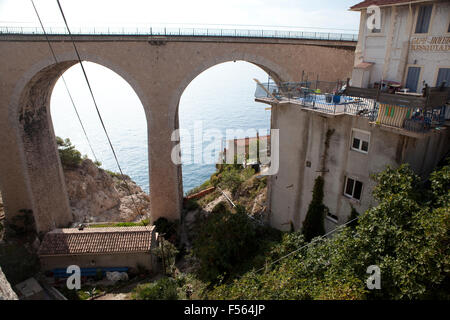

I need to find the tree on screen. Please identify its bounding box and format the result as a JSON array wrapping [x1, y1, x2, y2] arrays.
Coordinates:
[[56, 137, 83, 168], [209, 164, 450, 300], [192, 202, 257, 282], [302, 176, 326, 242]]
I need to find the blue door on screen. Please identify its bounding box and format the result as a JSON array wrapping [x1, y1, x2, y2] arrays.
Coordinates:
[[405, 66, 421, 92]]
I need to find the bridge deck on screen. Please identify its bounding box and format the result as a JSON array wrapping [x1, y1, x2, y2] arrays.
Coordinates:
[[0, 26, 357, 47]]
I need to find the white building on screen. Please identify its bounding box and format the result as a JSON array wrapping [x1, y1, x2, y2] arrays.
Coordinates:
[[351, 0, 450, 93], [256, 0, 450, 232]]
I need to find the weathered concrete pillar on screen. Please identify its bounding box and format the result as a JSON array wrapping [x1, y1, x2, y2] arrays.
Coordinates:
[[0, 116, 34, 230], [147, 95, 182, 223], [0, 62, 75, 234]]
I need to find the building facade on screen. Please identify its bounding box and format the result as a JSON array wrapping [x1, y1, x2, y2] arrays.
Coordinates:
[[257, 0, 450, 232], [38, 226, 159, 273], [351, 0, 450, 92]]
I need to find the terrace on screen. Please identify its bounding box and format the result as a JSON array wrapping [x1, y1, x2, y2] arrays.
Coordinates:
[[254, 79, 449, 136]]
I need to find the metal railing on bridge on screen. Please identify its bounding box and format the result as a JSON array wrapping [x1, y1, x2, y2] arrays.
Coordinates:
[[0, 25, 358, 41]]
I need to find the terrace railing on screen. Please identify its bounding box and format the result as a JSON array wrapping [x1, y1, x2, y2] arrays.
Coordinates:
[[255, 80, 448, 134], [344, 84, 450, 109], [255, 80, 378, 118], [0, 26, 358, 41]]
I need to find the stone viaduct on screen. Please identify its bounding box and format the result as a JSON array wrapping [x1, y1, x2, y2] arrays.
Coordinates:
[[0, 32, 356, 233]]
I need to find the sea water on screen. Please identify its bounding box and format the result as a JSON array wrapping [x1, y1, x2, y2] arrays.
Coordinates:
[[51, 61, 271, 194]]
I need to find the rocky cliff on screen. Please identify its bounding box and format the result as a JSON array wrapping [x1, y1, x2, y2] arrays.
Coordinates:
[[63, 159, 151, 224], [0, 267, 18, 300], [0, 192, 4, 219]]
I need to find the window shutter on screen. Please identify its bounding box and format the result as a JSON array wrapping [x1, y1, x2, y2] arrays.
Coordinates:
[[415, 5, 433, 33], [405, 67, 421, 92], [436, 68, 450, 87]]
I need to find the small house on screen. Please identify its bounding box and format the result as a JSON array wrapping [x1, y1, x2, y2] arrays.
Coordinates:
[[38, 226, 158, 275]]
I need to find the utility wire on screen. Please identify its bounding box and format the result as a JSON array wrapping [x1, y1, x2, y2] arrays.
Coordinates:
[[30, 0, 98, 163], [252, 216, 360, 275], [51, 0, 142, 215]]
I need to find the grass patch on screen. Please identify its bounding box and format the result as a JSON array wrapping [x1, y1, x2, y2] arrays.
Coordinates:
[[88, 220, 150, 228], [132, 277, 179, 300]]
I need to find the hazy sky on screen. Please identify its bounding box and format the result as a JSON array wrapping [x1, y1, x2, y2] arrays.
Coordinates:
[[0, 0, 360, 32]]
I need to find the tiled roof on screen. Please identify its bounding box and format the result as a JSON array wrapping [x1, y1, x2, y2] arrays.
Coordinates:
[[38, 226, 155, 256], [350, 0, 432, 10]]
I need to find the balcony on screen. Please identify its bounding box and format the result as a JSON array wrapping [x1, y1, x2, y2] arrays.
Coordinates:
[[254, 80, 449, 136]]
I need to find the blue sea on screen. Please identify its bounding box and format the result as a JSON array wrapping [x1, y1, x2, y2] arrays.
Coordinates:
[[51, 61, 271, 194]]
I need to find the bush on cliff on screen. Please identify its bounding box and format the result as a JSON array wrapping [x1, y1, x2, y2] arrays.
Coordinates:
[[132, 277, 179, 300], [208, 164, 450, 300], [56, 137, 83, 168], [192, 202, 258, 282]]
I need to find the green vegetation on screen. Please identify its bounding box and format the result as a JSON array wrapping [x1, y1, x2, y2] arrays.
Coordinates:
[[132, 277, 179, 300], [205, 163, 450, 300], [130, 160, 449, 301], [153, 217, 179, 243], [56, 136, 102, 168], [0, 243, 40, 285], [6, 209, 35, 236], [347, 205, 359, 229], [184, 199, 200, 211], [105, 169, 128, 179], [191, 201, 280, 283], [88, 220, 149, 228], [56, 137, 83, 168], [302, 175, 326, 242], [152, 238, 179, 275], [59, 285, 106, 300], [186, 179, 213, 196]]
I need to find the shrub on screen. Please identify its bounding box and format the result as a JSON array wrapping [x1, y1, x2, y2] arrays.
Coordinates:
[[347, 205, 359, 229], [192, 204, 258, 282], [152, 239, 179, 275], [302, 176, 326, 242], [218, 167, 243, 193], [153, 217, 179, 243], [132, 277, 179, 300], [56, 137, 83, 168], [184, 199, 199, 211], [208, 164, 450, 300]]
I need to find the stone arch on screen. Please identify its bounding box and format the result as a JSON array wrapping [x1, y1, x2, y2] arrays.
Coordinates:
[[170, 52, 292, 121], [171, 53, 288, 197], [9, 55, 151, 233]]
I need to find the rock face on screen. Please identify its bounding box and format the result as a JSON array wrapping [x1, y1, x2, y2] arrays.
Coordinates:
[[0, 192, 4, 218], [63, 159, 150, 224], [0, 267, 18, 300]]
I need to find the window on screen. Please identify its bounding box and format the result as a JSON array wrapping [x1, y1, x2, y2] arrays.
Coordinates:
[[344, 177, 363, 200], [405, 66, 421, 92], [371, 26, 381, 33], [351, 129, 370, 153], [436, 68, 450, 87], [327, 211, 338, 222], [415, 5, 433, 34]]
